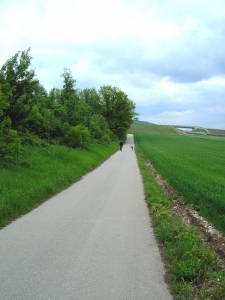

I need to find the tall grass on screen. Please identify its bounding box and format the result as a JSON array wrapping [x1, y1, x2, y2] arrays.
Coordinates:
[[133, 133, 225, 234], [0, 142, 118, 228]]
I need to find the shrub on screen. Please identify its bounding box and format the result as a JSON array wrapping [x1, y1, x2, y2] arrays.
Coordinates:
[[19, 131, 48, 147], [65, 124, 90, 149], [102, 133, 111, 143], [0, 117, 21, 164]]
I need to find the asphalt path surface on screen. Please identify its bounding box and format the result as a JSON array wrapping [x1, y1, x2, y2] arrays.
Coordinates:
[[0, 134, 173, 300]]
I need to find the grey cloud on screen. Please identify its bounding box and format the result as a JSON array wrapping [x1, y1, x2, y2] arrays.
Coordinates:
[[142, 30, 225, 83], [73, 29, 225, 87], [2, 0, 224, 129]]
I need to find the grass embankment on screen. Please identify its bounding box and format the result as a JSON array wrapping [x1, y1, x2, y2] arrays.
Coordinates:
[[129, 124, 225, 299], [0, 142, 118, 228], [130, 123, 180, 135]]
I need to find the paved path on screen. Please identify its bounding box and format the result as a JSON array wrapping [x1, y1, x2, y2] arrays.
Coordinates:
[[0, 134, 173, 300]]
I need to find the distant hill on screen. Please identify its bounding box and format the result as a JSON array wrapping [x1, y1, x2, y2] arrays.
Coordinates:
[[207, 128, 225, 135], [129, 124, 180, 135], [133, 120, 154, 125], [131, 122, 225, 137]]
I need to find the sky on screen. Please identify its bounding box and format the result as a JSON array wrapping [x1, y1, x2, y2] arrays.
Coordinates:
[[0, 0, 225, 129]]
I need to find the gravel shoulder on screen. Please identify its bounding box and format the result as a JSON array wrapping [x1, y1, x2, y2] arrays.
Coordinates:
[[0, 134, 172, 300]]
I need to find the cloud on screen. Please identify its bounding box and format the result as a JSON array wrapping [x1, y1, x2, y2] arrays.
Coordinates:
[[0, 0, 225, 129]]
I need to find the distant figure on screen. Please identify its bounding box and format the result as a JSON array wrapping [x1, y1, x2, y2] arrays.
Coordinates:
[[119, 141, 123, 151], [130, 146, 133, 151]]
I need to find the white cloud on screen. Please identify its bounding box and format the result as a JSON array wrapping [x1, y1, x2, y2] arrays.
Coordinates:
[[0, 0, 225, 129]]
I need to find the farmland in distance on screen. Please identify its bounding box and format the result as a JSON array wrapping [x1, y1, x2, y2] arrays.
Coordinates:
[[129, 124, 225, 234]]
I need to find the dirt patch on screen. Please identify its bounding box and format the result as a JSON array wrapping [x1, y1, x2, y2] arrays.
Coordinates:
[[146, 160, 225, 261]]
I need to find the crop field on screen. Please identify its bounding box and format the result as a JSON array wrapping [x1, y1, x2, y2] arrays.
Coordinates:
[[130, 125, 225, 234]]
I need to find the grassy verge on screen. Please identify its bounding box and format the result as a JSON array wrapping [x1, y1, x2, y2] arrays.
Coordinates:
[[135, 147, 225, 299], [0, 142, 118, 228]]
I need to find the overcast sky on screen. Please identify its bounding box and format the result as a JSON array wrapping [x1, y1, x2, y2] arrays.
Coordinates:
[[1, 0, 225, 129]]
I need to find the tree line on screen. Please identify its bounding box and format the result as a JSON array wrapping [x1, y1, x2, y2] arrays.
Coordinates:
[[0, 48, 137, 163]]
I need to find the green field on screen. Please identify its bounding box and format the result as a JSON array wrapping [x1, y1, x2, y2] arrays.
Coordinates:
[[130, 124, 225, 234]]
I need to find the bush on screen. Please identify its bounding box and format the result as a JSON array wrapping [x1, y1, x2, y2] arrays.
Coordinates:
[[102, 133, 111, 143], [65, 124, 90, 149], [170, 233, 216, 282], [0, 117, 21, 164], [19, 131, 49, 147], [89, 114, 110, 141]]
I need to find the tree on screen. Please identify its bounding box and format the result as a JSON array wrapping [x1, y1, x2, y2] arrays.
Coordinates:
[[49, 87, 62, 104], [59, 69, 91, 126], [0, 48, 40, 129], [0, 83, 10, 117], [60, 68, 77, 104], [0, 84, 21, 163], [79, 88, 103, 115], [0, 50, 138, 147], [99, 85, 138, 139], [48, 87, 67, 125], [64, 94, 90, 127], [0, 118, 21, 164], [89, 114, 109, 140]]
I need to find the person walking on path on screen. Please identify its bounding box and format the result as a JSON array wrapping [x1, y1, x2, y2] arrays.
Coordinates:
[[119, 140, 123, 151]]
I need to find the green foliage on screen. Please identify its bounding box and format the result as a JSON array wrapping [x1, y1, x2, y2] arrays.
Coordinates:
[[0, 83, 21, 164], [169, 227, 216, 282], [41, 108, 62, 139], [19, 131, 49, 147], [0, 83, 10, 116], [0, 117, 21, 164], [79, 88, 103, 114], [65, 124, 90, 148], [62, 121, 71, 134], [99, 85, 137, 139], [0, 49, 137, 150], [64, 95, 91, 127], [60, 69, 92, 129], [48, 87, 62, 104], [60, 68, 77, 104], [89, 114, 109, 140], [31, 91, 65, 139], [0, 48, 41, 129]]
